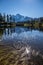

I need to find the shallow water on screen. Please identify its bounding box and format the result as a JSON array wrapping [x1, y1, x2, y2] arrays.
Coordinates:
[[0, 27, 43, 54], [0, 27, 43, 65]]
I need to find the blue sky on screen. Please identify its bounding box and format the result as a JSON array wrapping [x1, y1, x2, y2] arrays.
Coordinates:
[[0, 0, 43, 18]]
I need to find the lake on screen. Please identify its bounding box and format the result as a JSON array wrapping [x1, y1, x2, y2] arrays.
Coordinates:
[[0, 27, 43, 65], [0, 27, 43, 54]]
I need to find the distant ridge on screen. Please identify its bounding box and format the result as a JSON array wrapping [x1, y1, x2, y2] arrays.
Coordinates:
[[12, 14, 33, 22]]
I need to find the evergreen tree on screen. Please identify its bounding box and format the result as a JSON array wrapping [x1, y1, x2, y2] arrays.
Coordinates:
[[0, 13, 3, 22], [3, 13, 6, 22], [7, 14, 9, 22], [9, 15, 12, 22]]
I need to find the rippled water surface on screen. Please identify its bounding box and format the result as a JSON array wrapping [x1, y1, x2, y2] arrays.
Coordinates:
[[0, 27, 43, 53], [0, 27, 43, 65]]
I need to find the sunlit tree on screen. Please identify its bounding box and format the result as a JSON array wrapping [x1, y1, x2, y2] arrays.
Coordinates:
[[7, 14, 9, 22], [3, 13, 6, 22]]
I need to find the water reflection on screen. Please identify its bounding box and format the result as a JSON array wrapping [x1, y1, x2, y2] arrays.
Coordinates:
[[0, 27, 43, 40], [0, 27, 43, 54]]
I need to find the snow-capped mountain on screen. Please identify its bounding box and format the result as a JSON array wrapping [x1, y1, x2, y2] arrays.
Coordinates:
[[12, 14, 32, 22]]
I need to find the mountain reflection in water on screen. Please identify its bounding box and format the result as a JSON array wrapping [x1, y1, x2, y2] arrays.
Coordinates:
[[0, 27, 43, 65], [0, 27, 43, 53]]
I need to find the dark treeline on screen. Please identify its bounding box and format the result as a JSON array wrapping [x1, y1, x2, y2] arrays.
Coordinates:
[[0, 13, 43, 23], [0, 13, 43, 29], [0, 13, 15, 22]]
